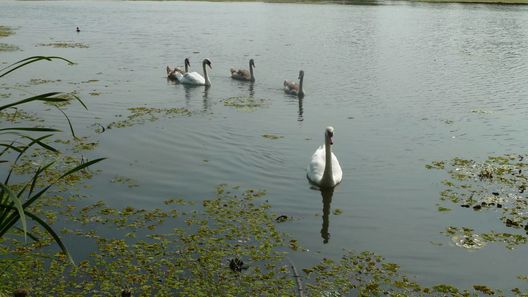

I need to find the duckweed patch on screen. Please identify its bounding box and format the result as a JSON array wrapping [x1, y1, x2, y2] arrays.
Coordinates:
[[223, 96, 269, 111], [36, 42, 89, 48], [0, 26, 15, 37], [262, 134, 284, 140], [42, 91, 78, 107], [2, 184, 525, 296], [107, 107, 191, 129], [0, 43, 19, 52], [0, 186, 295, 296], [110, 175, 139, 188], [428, 154, 528, 249], [0, 109, 42, 123], [29, 78, 62, 85]]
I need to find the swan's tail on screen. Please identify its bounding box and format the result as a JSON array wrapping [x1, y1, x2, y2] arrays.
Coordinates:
[[166, 66, 172, 76]]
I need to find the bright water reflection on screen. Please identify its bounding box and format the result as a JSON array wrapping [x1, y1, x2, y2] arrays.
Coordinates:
[[1, 0, 528, 290]]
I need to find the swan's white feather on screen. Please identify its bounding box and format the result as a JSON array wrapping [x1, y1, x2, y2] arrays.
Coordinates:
[[176, 71, 206, 85], [307, 144, 342, 187]]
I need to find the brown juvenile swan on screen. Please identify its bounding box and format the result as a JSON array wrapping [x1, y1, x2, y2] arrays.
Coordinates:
[[284, 70, 304, 97], [167, 58, 190, 80], [230, 59, 255, 82]]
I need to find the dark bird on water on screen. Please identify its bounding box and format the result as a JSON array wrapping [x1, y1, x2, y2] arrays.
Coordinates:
[[76, 27, 80, 32]]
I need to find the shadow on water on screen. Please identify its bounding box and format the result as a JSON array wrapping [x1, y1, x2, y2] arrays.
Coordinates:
[[320, 188, 334, 244]]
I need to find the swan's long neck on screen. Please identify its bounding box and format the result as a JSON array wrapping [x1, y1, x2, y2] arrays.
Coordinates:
[[298, 75, 304, 97], [203, 62, 211, 86], [321, 133, 333, 187], [185, 63, 188, 73], [249, 62, 255, 82]]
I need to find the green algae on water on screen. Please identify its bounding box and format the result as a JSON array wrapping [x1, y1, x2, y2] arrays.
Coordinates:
[[223, 96, 269, 111], [262, 134, 284, 140], [428, 154, 528, 249], [0, 43, 19, 52], [107, 106, 192, 129], [36, 42, 89, 48], [0, 25, 15, 37]]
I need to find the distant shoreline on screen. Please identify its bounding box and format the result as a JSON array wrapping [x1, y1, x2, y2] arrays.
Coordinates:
[[125, 0, 528, 4], [413, 0, 528, 4], [16, 0, 528, 4]]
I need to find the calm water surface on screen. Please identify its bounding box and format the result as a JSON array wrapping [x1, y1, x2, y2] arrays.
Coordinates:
[[2, 0, 528, 289]]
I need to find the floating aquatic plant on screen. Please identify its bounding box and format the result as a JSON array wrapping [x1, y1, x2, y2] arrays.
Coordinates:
[[428, 154, 528, 249], [223, 96, 268, 112], [107, 107, 191, 129], [1, 56, 104, 264], [2, 183, 525, 296], [0, 43, 19, 52], [262, 134, 284, 140], [36, 42, 89, 49], [29, 79, 62, 85], [0, 26, 15, 38], [110, 175, 139, 188]]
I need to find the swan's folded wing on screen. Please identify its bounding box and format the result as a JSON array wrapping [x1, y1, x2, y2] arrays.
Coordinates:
[[181, 71, 206, 85], [307, 145, 325, 183], [331, 152, 343, 184]]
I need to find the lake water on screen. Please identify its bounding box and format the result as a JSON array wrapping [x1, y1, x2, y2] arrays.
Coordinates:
[[2, 0, 528, 290]]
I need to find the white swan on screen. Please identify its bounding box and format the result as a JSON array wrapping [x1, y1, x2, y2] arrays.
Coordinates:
[[230, 59, 255, 82], [284, 70, 304, 98], [307, 126, 342, 188], [167, 58, 190, 80], [176, 58, 212, 86]]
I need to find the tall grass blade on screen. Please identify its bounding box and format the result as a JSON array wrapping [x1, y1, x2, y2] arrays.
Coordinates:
[[54, 106, 77, 139], [0, 127, 61, 132], [0, 56, 73, 78], [0, 183, 27, 241], [58, 157, 106, 180], [0, 92, 65, 111]]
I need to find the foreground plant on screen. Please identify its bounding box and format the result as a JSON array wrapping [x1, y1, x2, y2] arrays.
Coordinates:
[[0, 56, 104, 263]]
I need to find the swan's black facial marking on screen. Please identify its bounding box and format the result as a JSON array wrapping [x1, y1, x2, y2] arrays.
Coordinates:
[[327, 130, 334, 145], [204, 59, 212, 69]]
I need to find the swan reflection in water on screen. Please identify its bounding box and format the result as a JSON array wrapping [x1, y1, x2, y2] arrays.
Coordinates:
[[320, 188, 334, 244], [182, 84, 210, 112], [202, 85, 210, 112], [248, 82, 255, 97], [297, 97, 303, 122]]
